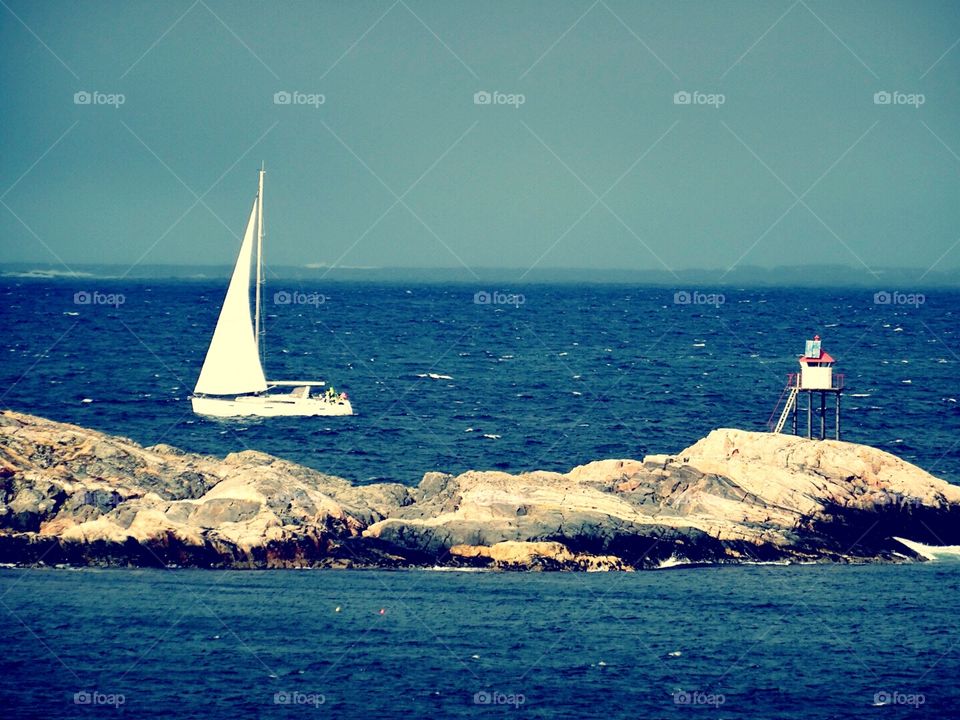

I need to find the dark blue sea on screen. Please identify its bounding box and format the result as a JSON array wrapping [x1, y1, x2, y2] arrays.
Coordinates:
[[2, 280, 959, 719], [1, 564, 959, 719], [1, 280, 958, 485]]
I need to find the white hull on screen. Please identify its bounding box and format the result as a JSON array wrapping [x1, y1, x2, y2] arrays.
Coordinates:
[[191, 393, 353, 418], [892, 537, 960, 561]]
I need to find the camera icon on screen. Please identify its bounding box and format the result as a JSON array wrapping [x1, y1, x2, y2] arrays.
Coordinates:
[[673, 290, 691, 305], [673, 90, 691, 105], [74, 691, 92, 705], [873, 91, 891, 105], [274, 91, 291, 105], [673, 691, 691, 705], [74, 91, 92, 105], [873, 692, 892, 706], [473, 691, 492, 705], [273, 691, 291, 704], [474, 91, 492, 105], [273, 290, 292, 305], [473, 290, 491, 305], [73, 291, 91, 305], [873, 290, 891, 305]]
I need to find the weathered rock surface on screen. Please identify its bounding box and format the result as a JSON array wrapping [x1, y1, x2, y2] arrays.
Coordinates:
[[1, 410, 958, 570]]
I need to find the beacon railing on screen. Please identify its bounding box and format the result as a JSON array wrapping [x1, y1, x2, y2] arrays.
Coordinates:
[[769, 373, 845, 430], [785, 372, 845, 390]]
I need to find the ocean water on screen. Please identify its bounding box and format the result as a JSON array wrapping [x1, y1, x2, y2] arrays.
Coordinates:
[[2, 282, 959, 719], [1, 280, 957, 485], [1, 564, 958, 719]]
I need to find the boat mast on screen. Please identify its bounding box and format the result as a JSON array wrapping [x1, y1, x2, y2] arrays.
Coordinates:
[[254, 163, 264, 356]]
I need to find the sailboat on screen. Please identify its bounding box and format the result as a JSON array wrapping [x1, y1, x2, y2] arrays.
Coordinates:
[[191, 165, 353, 418]]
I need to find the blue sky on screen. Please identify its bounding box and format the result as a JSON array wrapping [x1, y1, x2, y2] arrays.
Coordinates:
[[1, 0, 959, 277]]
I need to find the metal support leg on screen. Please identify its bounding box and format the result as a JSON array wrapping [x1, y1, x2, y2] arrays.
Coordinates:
[[820, 393, 826, 440], [793, 393, 798, 435], [836, 393, 841, 441]]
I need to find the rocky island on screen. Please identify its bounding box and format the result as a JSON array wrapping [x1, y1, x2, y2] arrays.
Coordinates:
[[1, 410, 958, 570]]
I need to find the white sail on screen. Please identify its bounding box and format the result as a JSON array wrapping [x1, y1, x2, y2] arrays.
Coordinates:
[[194, 198, 268, 395]]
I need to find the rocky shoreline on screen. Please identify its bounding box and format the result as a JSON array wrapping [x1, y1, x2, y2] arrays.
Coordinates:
[[1, 410, 958, 571]]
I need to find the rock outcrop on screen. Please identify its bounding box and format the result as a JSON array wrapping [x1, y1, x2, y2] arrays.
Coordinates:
[[1, 410, 958, 570]]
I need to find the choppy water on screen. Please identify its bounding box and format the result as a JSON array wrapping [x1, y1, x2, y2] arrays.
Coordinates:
[[1, 564, 958, 719], [3, 280, 959, 718], [0, 280, 958, 484]]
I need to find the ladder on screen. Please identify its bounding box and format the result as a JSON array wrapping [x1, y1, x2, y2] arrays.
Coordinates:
[[772, 386, 798, 434]]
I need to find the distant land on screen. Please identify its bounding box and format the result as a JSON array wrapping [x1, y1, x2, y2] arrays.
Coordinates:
[[1, 263, 958, 287]]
